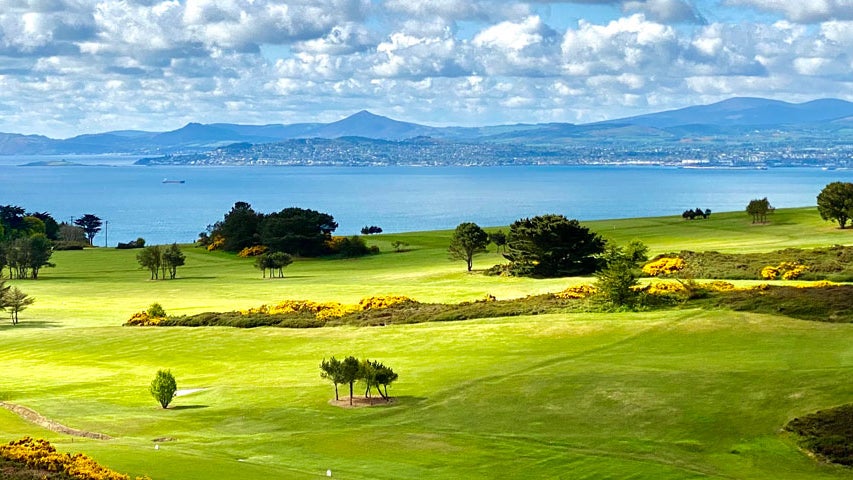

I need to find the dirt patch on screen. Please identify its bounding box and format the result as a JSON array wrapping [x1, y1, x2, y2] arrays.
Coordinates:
[[152, 437, 176, 443], [0, 402, 111, 440], [328, 396, 396, 408]]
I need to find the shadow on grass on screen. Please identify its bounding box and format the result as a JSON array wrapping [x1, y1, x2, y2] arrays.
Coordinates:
[[170, 405, 208, 410], [0, 320, 62, 330]]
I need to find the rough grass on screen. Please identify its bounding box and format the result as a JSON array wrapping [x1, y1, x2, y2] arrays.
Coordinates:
[[0, 206, 852, 479], [651, 246, 853, 281], [786, 404, 853, 466]]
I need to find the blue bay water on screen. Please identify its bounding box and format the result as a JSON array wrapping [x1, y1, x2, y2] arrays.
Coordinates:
[[1, 156, 852, 246]]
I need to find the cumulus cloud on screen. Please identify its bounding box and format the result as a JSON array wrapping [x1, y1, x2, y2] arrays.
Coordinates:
[[725, 0, 853, 23], [0, 0, 852, 137]]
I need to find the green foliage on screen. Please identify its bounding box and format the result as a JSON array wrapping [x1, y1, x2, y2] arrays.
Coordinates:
[[149, 369, 177, 409], [136, 244, 185, 280], [785, 404, 853, 466], [341, 356, 361, 406], [3, 234, 55, 279], [816, 181, 853, 229], [136, 245, 162, 280], [504, 214, 606, 277], [4, 287, 34, 325], [695, 284, 853, 323], [391, 240, 409, 252], [448, 222, 489, 271], [653, 246, 853, 281], [146, 303, 166, 318], [594, 242, 648, 309], [254, 251, 293, 278], [745, 197, 773, 223], [320, 357, 346, 400], [73, 214, 103, 245]]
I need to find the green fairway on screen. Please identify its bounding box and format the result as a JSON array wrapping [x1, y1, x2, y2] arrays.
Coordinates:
[[1, 207, 852, 478]]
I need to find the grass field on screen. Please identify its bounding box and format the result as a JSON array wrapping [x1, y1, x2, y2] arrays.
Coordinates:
[[1, 207, 852, 479]]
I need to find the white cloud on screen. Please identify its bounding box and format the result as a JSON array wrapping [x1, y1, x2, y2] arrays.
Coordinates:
[[725, 0, 853, 23]]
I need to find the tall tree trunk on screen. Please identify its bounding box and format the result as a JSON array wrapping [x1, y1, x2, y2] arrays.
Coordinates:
[[349, 381, 354, 406], [334, 383, 339, 401]]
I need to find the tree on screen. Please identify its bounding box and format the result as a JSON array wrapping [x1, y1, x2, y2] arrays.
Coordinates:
[[0, 278, 11, 317], [341, 356, 361, 406], [391, 241, 409, 252], [448, 222, 489, 272], [212, 202, 261, 252], [25, 234, 54, 279], [489, 230, 507, 253], [320, 357, 346, 401], [504, 214, 606, 277], [74, 214, 103, 245], [137, 245, 163, 279], [5, 287, 34, 325], [359, 359, 379, 400], [162, 243, 186, 279], [259, 207, 338, 257], [150, 370, 177, 409], [361, 225, 383, 235], [817, 182, 853, 229], [746, 198, 773, 224], [371, 360, 397, 401], [594, 241, 648, 308]]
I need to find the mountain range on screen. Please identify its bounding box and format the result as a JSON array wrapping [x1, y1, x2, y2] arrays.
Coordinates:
[[2, 97, 853, 156]]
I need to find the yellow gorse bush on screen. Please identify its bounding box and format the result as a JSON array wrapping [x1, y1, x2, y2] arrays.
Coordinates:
[[243, 295, 416, 320], [124, 311, 161, 326], [760, 261, 809, 280], [645, 281, 686, 295], [237, 245, 268, 257], [0, 437, 149, 480], [642, 257, 685, 277], [206, 235, 225, 251], [554, 284, 597, 299]]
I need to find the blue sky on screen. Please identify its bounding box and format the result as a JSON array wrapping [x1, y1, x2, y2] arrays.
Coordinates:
[[1, 0, 852, 138]]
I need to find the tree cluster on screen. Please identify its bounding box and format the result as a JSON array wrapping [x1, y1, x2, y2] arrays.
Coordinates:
[[746, 198, 774, 223], [360, 225, 383, 235], [254, 251, 293, 278], [136, 243, 186, 280], [817, 181, 853, 229], [200, 202, 339, 257], [682, 208, 711, 220], [0, 205, 59, 279], [320, 356, 398, 405]]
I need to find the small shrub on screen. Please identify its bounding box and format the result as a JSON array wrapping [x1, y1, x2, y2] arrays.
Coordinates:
[[150, 370, 177, 409]]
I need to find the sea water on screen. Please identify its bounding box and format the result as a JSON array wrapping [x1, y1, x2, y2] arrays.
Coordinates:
[[1, 157, 851, 246]]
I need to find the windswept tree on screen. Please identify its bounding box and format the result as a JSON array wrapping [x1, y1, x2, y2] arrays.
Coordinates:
[[5, 287, 34, 325], [149, 370, 177, 409], [320, 357, 346, 401], [74, 214, 103, 245], [504, 214, 606, 277], [341, 356, 361, 406], [817, 181, 853, 229], [448, 222, 489, 272], [371, 360, 398, 401]]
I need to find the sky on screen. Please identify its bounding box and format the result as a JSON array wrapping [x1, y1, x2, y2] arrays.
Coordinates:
[[1, 0, 853, 138]]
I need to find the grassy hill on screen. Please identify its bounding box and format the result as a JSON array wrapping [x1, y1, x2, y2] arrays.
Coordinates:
[[0, 207, 851, 479]]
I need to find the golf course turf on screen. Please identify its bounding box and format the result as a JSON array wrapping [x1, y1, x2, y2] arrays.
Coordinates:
[[0, 207, 851, 479]]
